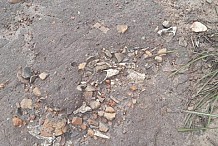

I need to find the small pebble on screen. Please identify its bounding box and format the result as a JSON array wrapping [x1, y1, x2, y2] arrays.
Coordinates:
[[155, 56, 163, 63], [39, 72, 49, 80], [99, 122, 109, 132], [105, 107, 115, 113], [22, 67, 32, 79], [71, 117, 83, 126], [8, 0, 21, 4], [33, 87, 41, 97], [104, 113, 116, 121], [162, 20, 172, 28]]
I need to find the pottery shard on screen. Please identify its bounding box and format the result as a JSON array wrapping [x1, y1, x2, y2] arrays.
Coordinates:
[[104, 113, 116, 121], [98, 111, 105, 117], [39, 72, 49, 80], [33, 87, 41, 97], [20, 98, 32, 109], [190, 22, 207, 32], [8, 0, 21, 4], [40, 117, 67, 137], [105, 107, 115, 113], [87, 119, 99, 126], [12, 116, 23, 127], [117, 24, 128, 33], [99, 122, 109, 132], [87, 128, 94, 137], [71, 117, 83, 126], [155, 56, 163, 63], [89, 100, 101, 110]]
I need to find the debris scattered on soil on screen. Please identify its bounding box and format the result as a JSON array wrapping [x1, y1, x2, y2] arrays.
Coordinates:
[[190, 22, 207, 32], [12, 45, 172, 145], [117, 24, 128, 33], [93, 22, 110, 34]]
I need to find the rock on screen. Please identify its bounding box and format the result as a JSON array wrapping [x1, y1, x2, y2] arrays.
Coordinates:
[[39, 72, 49, 80], [8, 0, 21, 4], [179, 36, 188, 47], [104, 113, 116, 121], [12, 116, 23, 127], [33, 87, 41, 97], [145, 51, 152, 57], [87, 129, 94, 137], [87, 119, 99, 126], [103, 49, 112, 58], [127, 70, 146, 83], [190, 22, 207, 32], [17, 67, 29, 84], [93, 130, 110, 139], [157, 48, 167, 56], [92, 113, 98, 120], [73, 102, 92, 114], [71, 117, 83, 126], [99, 122, 109, 132], [78, 62, 86, 70], [89, 100, 101, 110], [40, 116, 67, 137], [93, 22, 110, 34], [98, 111, 105, 117], [132, 99, 137, 104], [22, 67, 32, 79], [80, 124, 87, 130], [206, 0, 212, 4], [162, 20, 171, 28], [157, 26, 177, 37], [105, 107, 115, 113], [83, 91, 93, 102], [114, 53, 125, 62], [155, 56, 163, 63], [20, 98, 32, 109], [117, 24, 128, 33], [105, 69, 120, 79], [130, 85, 137, 91], [94, 62, 111, 72], [85, 85, 96, 92], [0, 81, 8, 90]]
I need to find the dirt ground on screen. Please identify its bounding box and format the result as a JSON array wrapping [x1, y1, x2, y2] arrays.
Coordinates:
[[0, 0, 218, 146]]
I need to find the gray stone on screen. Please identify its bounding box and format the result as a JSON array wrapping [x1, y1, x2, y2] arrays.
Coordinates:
[[22, 67, 32, 79], [162, 20, 171, 28]]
